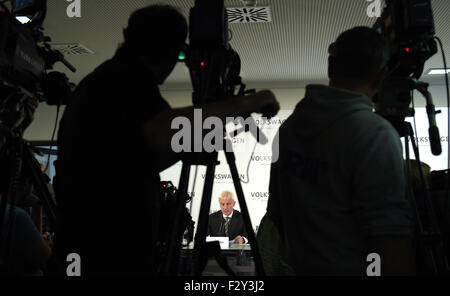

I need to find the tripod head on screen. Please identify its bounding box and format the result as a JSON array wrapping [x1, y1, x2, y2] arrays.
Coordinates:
[[375, 78, 442, 156]]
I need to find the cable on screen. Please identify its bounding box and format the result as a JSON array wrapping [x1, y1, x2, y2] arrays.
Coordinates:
[[412, 90, 419, 151], [190, 165, 199, 215], [45, 105, 60, 174], [239, 138, 257, 184], [434, 37, 450, 169], [240, 121, 266, 184]]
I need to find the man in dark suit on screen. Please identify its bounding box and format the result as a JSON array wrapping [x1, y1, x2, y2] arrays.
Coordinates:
[[208, 191, 248, 244]]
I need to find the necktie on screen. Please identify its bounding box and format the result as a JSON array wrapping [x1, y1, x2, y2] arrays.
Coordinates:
[[224, 217, 230, 237]]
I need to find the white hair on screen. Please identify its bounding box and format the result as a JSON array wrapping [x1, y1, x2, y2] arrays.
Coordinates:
[[218, 190, 235, 202]]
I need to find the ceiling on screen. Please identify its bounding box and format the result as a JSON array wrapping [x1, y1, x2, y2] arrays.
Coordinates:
[[41, 0, 450, 91]]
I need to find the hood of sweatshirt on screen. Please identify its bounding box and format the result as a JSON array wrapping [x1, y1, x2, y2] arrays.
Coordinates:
[[289, 84, 374, 139]]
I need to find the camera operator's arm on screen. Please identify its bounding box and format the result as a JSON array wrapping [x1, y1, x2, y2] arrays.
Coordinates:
[[143, 90, 279, 171]]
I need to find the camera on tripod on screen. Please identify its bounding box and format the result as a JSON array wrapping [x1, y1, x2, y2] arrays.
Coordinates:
[[373, 0, 450, 275], [373, 0, 442, 156], [0, 0, 67, 274], [374, 0, 437, 79], [185, 0, 247, 106], [0, 0, 75, 134], [161, 0, 267, 276]]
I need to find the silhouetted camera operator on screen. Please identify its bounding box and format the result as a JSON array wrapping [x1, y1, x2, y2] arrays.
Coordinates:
[[266, 27, 415, 276], [53, 5, 278, 276]]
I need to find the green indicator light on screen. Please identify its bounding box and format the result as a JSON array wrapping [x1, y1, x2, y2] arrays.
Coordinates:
[[178, 51, 186, 61]]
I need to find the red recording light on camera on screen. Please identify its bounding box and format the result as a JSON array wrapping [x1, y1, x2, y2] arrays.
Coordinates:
[[200, 61, 205, 67], [405, 47, 410, 52]]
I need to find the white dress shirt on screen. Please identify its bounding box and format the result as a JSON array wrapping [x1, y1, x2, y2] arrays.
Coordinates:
[[222, 210, 248, 244]]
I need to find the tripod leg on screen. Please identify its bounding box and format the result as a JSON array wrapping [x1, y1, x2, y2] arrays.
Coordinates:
[[223, 144, 265, 276], [407, 124, 450, 274], [404, 130, 436, 274], [404, 130, 425, 233], [163, 162, 191, 275], [193, 153, 218, 276]]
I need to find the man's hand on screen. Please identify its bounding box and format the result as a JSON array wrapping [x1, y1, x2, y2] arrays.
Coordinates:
[[233, 235, 245, 244], [42, 232, 54, 248]]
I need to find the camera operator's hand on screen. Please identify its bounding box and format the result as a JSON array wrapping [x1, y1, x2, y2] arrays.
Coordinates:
[[42, 232, 54, 248], [241, 90, 279, 118]]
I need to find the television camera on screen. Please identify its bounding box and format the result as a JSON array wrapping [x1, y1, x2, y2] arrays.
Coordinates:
[[0, 0, 74, 274], [162, 0, 267, 276], [373, 0, 441, 155], [0, 0, 75, 136], [155, 181, 194, 274], [373, 0, 450, 275]]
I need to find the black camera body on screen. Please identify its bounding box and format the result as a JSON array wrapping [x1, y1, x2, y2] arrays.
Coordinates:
[[0, 0, 74, 113], [0, 9, 45, 93], [373, 0, 437, 79], [372, 0, 440, 129], [187, 0, 244, 106]]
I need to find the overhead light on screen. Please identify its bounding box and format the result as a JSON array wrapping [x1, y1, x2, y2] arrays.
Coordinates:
[[16, 16, 31, 24], [427, 69, 450, 75]]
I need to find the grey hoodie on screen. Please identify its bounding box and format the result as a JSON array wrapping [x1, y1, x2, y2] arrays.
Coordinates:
[[268, 84, 412, 275]]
